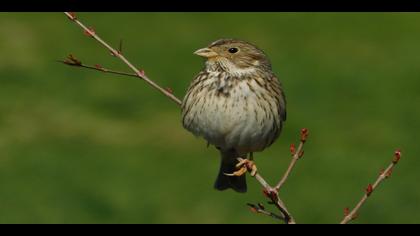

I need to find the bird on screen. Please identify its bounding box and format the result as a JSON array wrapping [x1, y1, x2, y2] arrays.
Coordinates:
[[181, 39, 286, 193]]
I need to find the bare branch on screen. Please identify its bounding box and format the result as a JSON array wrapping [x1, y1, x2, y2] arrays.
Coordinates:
[[275, 128, 308, 191], [247, 203, 285, 221], [237, 130, 308, 224], [63, 12, 182, 106], [59, 56, 138, 78], [340, 149, 402, 224], [242, 161, 296, 224], [243, 128, 310, 224]]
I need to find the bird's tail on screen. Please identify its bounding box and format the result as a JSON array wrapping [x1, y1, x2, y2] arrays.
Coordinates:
[[214, 150, 247, 193]]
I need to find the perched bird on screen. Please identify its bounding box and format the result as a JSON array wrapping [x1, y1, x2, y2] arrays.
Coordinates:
[[181, 39, 286, 193]]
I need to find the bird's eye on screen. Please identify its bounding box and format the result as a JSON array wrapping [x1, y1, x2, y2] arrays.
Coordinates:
[[228, 47, 239, 53]]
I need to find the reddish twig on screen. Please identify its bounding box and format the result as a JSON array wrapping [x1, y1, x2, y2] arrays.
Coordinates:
[[245, 167, 295, 224], [247, 203, 285, 221], [59, 55, 138, 78], [243, 129, 308, 224], [340, 149, 402, 224], [63, 12, 182, 106], [275, 128, 308, 191]]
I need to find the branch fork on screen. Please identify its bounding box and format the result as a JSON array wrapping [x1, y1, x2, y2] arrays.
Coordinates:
[[63, 12, 182, 106], [243, 128, 309, 224]]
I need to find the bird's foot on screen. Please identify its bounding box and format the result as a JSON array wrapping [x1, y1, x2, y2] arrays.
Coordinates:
[[224, 158, 257, 177]]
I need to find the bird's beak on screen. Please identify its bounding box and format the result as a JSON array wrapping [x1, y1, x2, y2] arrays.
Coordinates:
[[194, 47, 218, 58]]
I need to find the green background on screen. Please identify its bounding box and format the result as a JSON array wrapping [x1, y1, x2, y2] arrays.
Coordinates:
[[0, 12, 418, 224]]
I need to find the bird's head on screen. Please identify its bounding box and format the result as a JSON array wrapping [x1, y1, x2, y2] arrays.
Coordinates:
[[194, 39, 272, 74]]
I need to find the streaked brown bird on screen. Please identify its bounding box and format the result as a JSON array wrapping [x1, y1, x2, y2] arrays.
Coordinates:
[[181, 39, 286, 193]]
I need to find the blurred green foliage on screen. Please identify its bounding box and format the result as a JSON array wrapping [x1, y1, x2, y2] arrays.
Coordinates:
[[0, 12, 419, 224]]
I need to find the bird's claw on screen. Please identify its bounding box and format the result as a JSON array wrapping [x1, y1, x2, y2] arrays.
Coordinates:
[[224, 158, 258, 177], [224, 166, 248, 177]]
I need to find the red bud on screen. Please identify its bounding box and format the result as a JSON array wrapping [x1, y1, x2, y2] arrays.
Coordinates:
[[290, 144, 296, 155], [249, 207, 258, 213], [247, 203, 258, 213], [95, 64, 104, 71], [393, 149, 401, 164], [262, 189, 270, 198], [262, 189, 276, 199], [67, 12, 77, 20], [385, 168, 393, 178], [366, 184, 373, 196], [136, 70, 145, 77], [379, 169, 384, 176], [344, 207, 350, 217], [300, 128, 309, 142], [84, 27, 95, 37], [165, 87, 173, 94]]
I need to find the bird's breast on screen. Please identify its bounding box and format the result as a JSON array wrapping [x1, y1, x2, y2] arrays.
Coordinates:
[[182, 71, 281, 153]]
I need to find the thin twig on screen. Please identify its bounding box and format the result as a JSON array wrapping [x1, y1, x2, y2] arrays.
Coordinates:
[[253, 172, 272, 190], [274, 143, 302, 190], [275, 128, 308, 191], [250, 169, 292, 221], [340, 149, 402, 224], [270, 191, 296, 224], [63, 12, 182, 106], [247, 203, 285, 221], [58, 59, 139, 78], [244, 129, 309, 224], [245, 164, 296, 224]]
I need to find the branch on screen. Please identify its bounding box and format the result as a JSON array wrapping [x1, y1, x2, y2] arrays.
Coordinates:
[[245, 166, 295, 224], [340, 149, 402, 224], [242, 128, 309, 224], [59, 56, 139, 78], [254, 170, 296, 224], [275, 128, 308, 191], [63, 12, 182, 106], [247, 203, 285, 221]]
